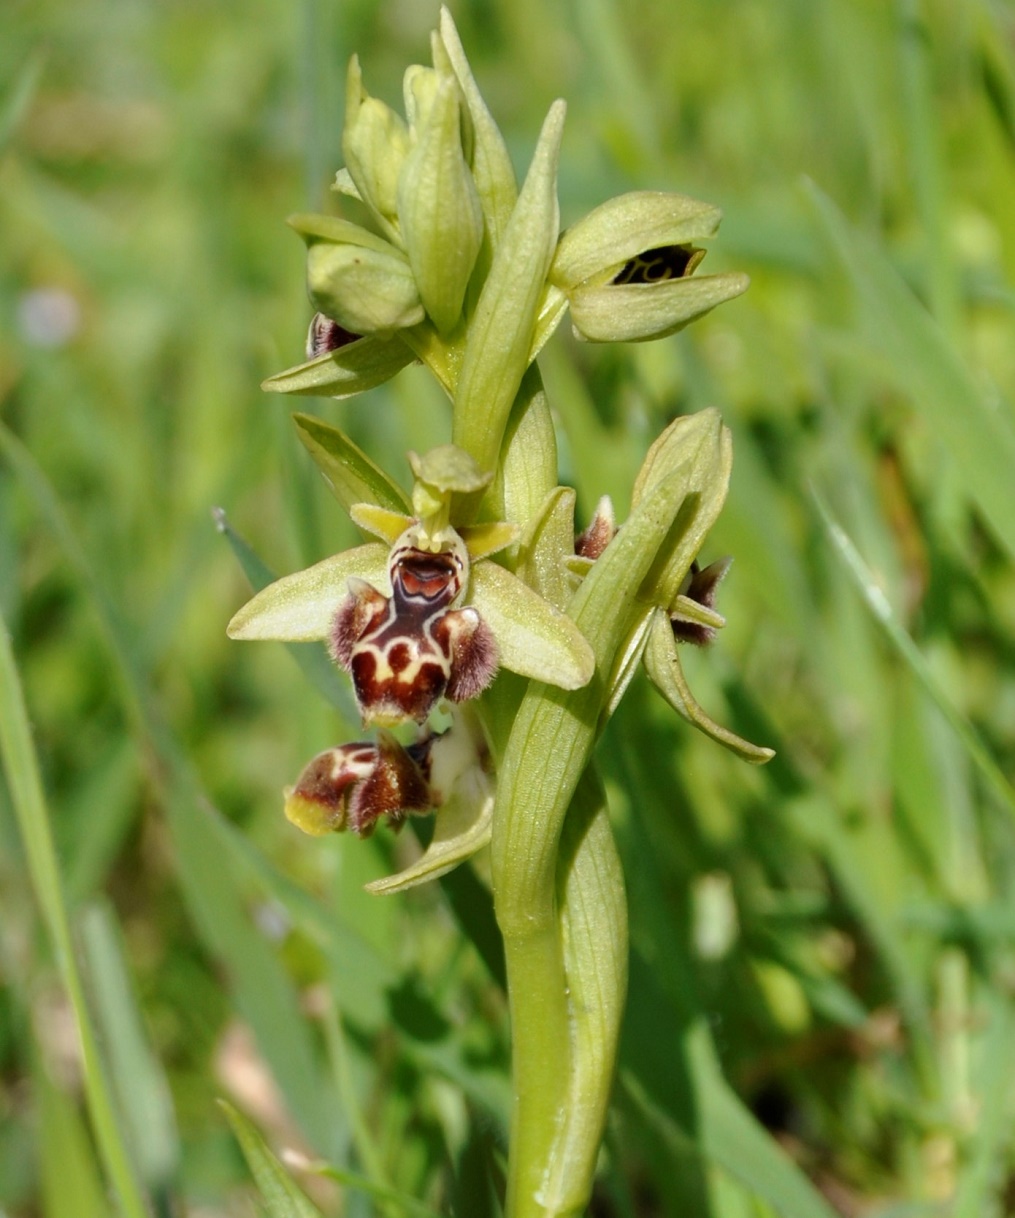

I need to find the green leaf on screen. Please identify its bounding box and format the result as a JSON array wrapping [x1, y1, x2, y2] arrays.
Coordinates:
[[262, 338, 415, 401], [35, 1060, 109, 1218], [470, 561, 594, 691], [808, 181, 1015, 563], [226, 543, 389, 641], [643, 609, 775, 764], [78, 901, 179, 1191], [813, 492, 1015, 818], [292, 413, 412, 514], [0, 615, 150, 1218], [542, 767, 627, 1210], [220, 1102, 324, 1218]]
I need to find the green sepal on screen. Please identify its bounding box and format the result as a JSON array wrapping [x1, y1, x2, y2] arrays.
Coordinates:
[[226, 544, 389, 641], [643, 609, 774, 764], [633, 408, 733, 609], [365, 789, 493, 894], [452, 101, 565, 481], [347, 503, 413, 544], [286, 213, 394, 255], [292, 414, 412, 515], [341, 56, 410, 234], [439, 7, 517, 245], [470, 561, 594, 690], [397, 76, 484, 334], [307, 241, 424, 336], [568, 271, 749, 343], [458, 520, 520, 561], [261, 337, 414, 400], [550, 191, 723, 290]]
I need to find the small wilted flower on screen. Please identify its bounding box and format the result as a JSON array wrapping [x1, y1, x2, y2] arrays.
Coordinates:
[[574, 495, 616, 561], [284, 731, 433, 837]]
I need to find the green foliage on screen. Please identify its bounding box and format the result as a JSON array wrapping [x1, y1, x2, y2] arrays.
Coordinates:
[[2, 0, 1015, 1214]]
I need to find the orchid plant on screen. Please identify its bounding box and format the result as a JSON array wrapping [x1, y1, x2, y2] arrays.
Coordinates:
[[229, 9, 772, 1215]]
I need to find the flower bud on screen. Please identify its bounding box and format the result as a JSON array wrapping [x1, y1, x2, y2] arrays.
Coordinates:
[[403, 64, 441, 135], [307, 240, 424, 336], [342, 56, 411, 227], [397, 77, 484, 334], [549, 190, 748, 343]]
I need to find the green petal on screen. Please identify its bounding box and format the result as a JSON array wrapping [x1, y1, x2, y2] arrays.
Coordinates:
[[226, 544, 389, 641], [470, 561, 594, 690], [670, 594, 725, 633], [569, 272, 749, 343], [397, 76, 484, 334], [261, 337, 414, 400], [550, 191, 723, 290], [643, 609, 774, 764], [458, 521, 520, 561], [452, 101, 564, 482], [347, 503, 413, 544], [307, 242, 424, 336], [292, 414, 412, 515], [365, 788, 493, 895]]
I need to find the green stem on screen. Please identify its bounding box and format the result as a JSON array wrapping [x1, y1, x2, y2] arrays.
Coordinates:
[[0, 617, 151, 1218], [493, 466, 692, 1217]]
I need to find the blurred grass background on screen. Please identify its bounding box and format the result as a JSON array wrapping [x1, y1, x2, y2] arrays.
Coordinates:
[[3, 0, 1015, 1214]]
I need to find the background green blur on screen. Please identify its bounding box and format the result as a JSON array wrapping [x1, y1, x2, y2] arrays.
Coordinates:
[[3, 0, 1015, 1214]]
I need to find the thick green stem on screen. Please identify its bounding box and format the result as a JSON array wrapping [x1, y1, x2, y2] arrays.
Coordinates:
[[493, 466, 693, 1217]]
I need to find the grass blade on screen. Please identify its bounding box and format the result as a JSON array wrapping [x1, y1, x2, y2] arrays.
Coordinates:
[[0, 616, 150, 1218]]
